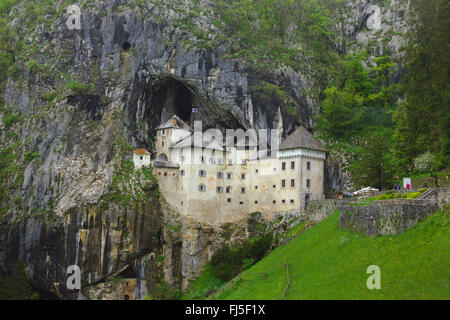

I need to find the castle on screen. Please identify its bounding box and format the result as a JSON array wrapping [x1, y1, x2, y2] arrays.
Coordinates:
[[135, 115, 327, 225]]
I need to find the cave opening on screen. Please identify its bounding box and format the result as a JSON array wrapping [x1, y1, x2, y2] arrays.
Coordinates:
[[119, 266, 137, 279], [122, 41, 131, 51], [153, 77, 195, 124]]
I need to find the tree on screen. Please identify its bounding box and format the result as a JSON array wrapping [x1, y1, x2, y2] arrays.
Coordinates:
[[395, 0, 450, 171]]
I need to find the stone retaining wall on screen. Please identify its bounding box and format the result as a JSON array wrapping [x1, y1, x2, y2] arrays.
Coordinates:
[[338, 199, 439, 236]]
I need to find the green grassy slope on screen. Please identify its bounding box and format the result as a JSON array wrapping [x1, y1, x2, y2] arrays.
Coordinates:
[[214, 208, 449, 300]]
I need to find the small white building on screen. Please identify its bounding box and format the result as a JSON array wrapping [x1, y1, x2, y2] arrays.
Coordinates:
[[133, 148, 151, 169]]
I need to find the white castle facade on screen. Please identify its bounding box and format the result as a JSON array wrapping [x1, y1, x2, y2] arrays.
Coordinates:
[[136, 115, 327, 225]]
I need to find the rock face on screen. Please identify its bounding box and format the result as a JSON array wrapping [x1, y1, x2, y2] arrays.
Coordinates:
[[0, 0, 409, 299]]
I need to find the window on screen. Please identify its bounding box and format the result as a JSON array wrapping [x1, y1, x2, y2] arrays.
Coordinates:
[[198, 169, 207, 177], [162, 141, 165, 147], [217, 172, 224, 179], [282, 200, 286, 204], [241, 188, 246, 194], [241, 173, 246, 180], [273, 200, 276, 204], [307, 179, 311, 188], [282, 162, 286, 171], [255, 201, 258, 204], [307, 162, 311, 170], [255, 186, 258, 189], [290, 199, 294, 204], [273, 185, 276, 188], [227, 198, 232, 203], [291, 161, 295, 170], [216, 186, 224, 193], [240, 201, 244, 205], [226, 187, 231, 193], [281, 180, 286, 188], [179, 170, 185, 176], [198, 184, 206, 192], [164, 172, 167, 176], [291, 179, 295, 187], [140, 156, 143, 160], [226, 173, 232, 179], [255, 169, 259, 173]]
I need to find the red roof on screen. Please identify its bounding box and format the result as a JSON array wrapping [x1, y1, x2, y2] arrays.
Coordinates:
[[134, 148, 151, 155]]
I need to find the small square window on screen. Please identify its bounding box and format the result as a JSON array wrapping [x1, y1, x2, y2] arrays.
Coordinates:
[[282, 200, 286, 204], [255, 201, 258, 204], [273, 185, 276, 188], [241, 173, 246, 179], [240, 201, 244, 205], [290, 199, 294, 204], [255, 186, 258, 189], [255, 169, 259, 173], [273, 200, 276, 204], [241, 188, 246, 194], [227, 198, 231, 203], [140, 156, 143, 160], [226, 187, 231, 193], [227, 173, 232, 179]]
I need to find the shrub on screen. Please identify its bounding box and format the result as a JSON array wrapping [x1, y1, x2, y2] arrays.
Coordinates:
[[406, 192, 422, 199], [212, 262, 239, 281], [418, 188, 428, 193], [210, 234, 273, 281], [376, 194, 389, 200], [413, 151, 434, 174]]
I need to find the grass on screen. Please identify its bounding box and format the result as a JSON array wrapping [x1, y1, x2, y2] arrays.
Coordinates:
[[181, 264, 226, 300], [212, 207, 449, 300]]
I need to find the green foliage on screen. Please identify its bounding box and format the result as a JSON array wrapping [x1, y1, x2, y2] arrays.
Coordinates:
[[394, 0, 450, 171], [0, 260, 39, 300], [24, 151, 40, 164], [210, 234, 273, 281], [216, 208, 450, 299]]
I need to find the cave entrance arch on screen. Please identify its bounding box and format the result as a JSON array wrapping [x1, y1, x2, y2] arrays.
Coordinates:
[[156, 153, 168, 161], [152, 77, 198, 124]]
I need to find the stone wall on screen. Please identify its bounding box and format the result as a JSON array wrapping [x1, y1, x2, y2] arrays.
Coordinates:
[[303, 199, 340, 222], [338, 200, 439, 236]]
